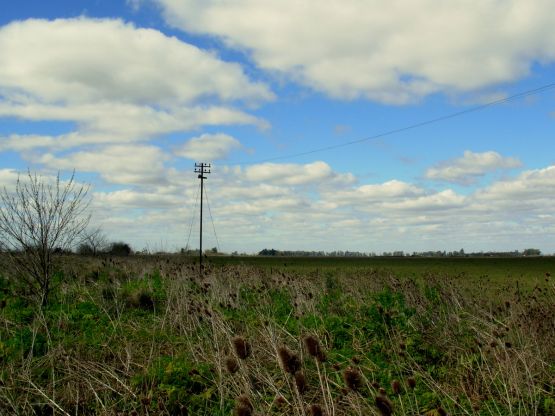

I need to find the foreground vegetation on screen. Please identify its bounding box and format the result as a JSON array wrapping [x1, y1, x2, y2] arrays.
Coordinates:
[[0, 256, 554, 415]]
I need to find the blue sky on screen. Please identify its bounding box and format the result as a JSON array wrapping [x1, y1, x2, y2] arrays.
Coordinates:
[[1, 0, 555, 253]]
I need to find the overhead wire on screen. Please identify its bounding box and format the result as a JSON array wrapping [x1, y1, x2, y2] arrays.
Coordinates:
[[184, 181, 201, 251], [227, 81, 555, 166], [188, 81, 555, 253], [203, 183, 220, 253]]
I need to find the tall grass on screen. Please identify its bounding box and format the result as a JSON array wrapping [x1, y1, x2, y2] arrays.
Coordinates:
[[0, 255, 553, 414]]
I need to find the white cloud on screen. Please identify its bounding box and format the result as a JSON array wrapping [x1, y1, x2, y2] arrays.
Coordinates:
[[157, 0, 555, 103], [33, 145, 169, 185], [175, 133, 242, 161], [0, 18, 272, 106], [425, 150, 522, 184], [0, 18, 272, 154], [217, 183, 292, 200], [0, 103, 268, 149], [0, 169, 21, 189], [326, 180, 424, 205], [86, 162, 555, 253], [242, 161, 354, 186], [382, 189, 466, 211], [476, 165, 555, 203], [94, 189, 183, 208]]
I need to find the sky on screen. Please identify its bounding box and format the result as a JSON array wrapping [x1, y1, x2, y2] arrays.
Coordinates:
[[1, 0, 555, 254]]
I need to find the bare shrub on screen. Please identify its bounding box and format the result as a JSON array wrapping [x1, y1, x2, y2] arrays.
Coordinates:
[[0, 170, 90, 306]]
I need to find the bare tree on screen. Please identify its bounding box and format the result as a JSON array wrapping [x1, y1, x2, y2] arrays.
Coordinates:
[[79, 226, 108, 256], [0, 170, 90, 306]]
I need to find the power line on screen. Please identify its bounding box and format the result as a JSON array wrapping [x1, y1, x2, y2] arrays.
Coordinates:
[[185, 181, 201, 252], [203, 183, 220, 253], [227, 81, 555, 166]]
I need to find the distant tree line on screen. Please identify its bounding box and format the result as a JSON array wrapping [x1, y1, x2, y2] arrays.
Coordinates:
[[77, 240, 133, 256], [258, 248, 543, 257]]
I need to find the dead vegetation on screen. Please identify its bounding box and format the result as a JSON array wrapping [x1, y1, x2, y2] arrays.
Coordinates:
[[0, 255, 554, 415]]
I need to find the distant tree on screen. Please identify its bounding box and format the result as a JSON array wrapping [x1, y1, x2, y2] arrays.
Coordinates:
[[0, 170, 90, 306], [81, 227, 108, 256], [77, 243, 94, 256], [523, 248, 541, 256], [108, 241, 132, 256]]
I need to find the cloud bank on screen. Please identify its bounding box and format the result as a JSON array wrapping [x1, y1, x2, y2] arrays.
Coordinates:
[[157, 0, 555, 103]]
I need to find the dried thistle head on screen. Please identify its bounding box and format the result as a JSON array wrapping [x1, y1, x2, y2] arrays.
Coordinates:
[[232, 336, 251, 360], [303, 335, 321, 358], [273, 395, 287, 409], [234, 394, 253, 416], [308, 404, 324, 416], [407, 377, 416, 390], [437, 407, 448, 416], [278, 346, 301, 374], [294, 371, 307, 394], [375, 394, 393, 416], [391, 379, 401, 395], [225, 356, 239, 374], [343, 367, 363, 392]]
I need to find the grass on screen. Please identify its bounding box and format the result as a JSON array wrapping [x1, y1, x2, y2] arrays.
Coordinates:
[[0, 255, 554, 415]]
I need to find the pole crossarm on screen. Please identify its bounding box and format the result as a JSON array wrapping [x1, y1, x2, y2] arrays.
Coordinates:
[[195, 163, 211, 179]]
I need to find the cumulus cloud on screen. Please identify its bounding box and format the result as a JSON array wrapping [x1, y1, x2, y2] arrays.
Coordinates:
[[0, 169, 22, 188], [476, 165, 555, 204], [0, 18, 272, 155], [157, 0, 555, 103], [327, 180, 424, 204], [242, 161, 355, 186], [94, 189, 183, 208], [86, 161, 555, 252], [425, 150, 522, 185], [33, 145, 169, 185], [175, 133, 242, 161], [0, 17, 276, 199], [0, 18, 272, 106], [0, 103, 267, 150]]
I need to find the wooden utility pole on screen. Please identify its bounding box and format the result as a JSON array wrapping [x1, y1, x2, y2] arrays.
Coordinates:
[[194, 163, 210, 272]]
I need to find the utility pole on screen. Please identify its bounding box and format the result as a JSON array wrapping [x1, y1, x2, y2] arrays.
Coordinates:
[[194, 162, 211, 272]]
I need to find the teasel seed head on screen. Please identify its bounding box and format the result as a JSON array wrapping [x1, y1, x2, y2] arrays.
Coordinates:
[[234, 395, 253, 416], [303, 335, 322, 358], [278, 346, 301, 374], [294, 371, 307, 394], [343, 366, 363, 392], [375, 393, 393, 416], [225, 356, 239, 374], [391, 379, 401, 395], [308, 404, 324, 416], [232, 336, 251, 360], [274, 395, 287, 409]]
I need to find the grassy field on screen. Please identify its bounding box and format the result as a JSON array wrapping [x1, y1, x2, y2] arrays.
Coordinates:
[[210, 255, 555, 284], [0, 255, 554, 415]]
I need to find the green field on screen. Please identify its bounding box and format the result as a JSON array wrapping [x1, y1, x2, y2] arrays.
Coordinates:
[[210, 255, 555, 283], [0, 255, 554, 415]]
